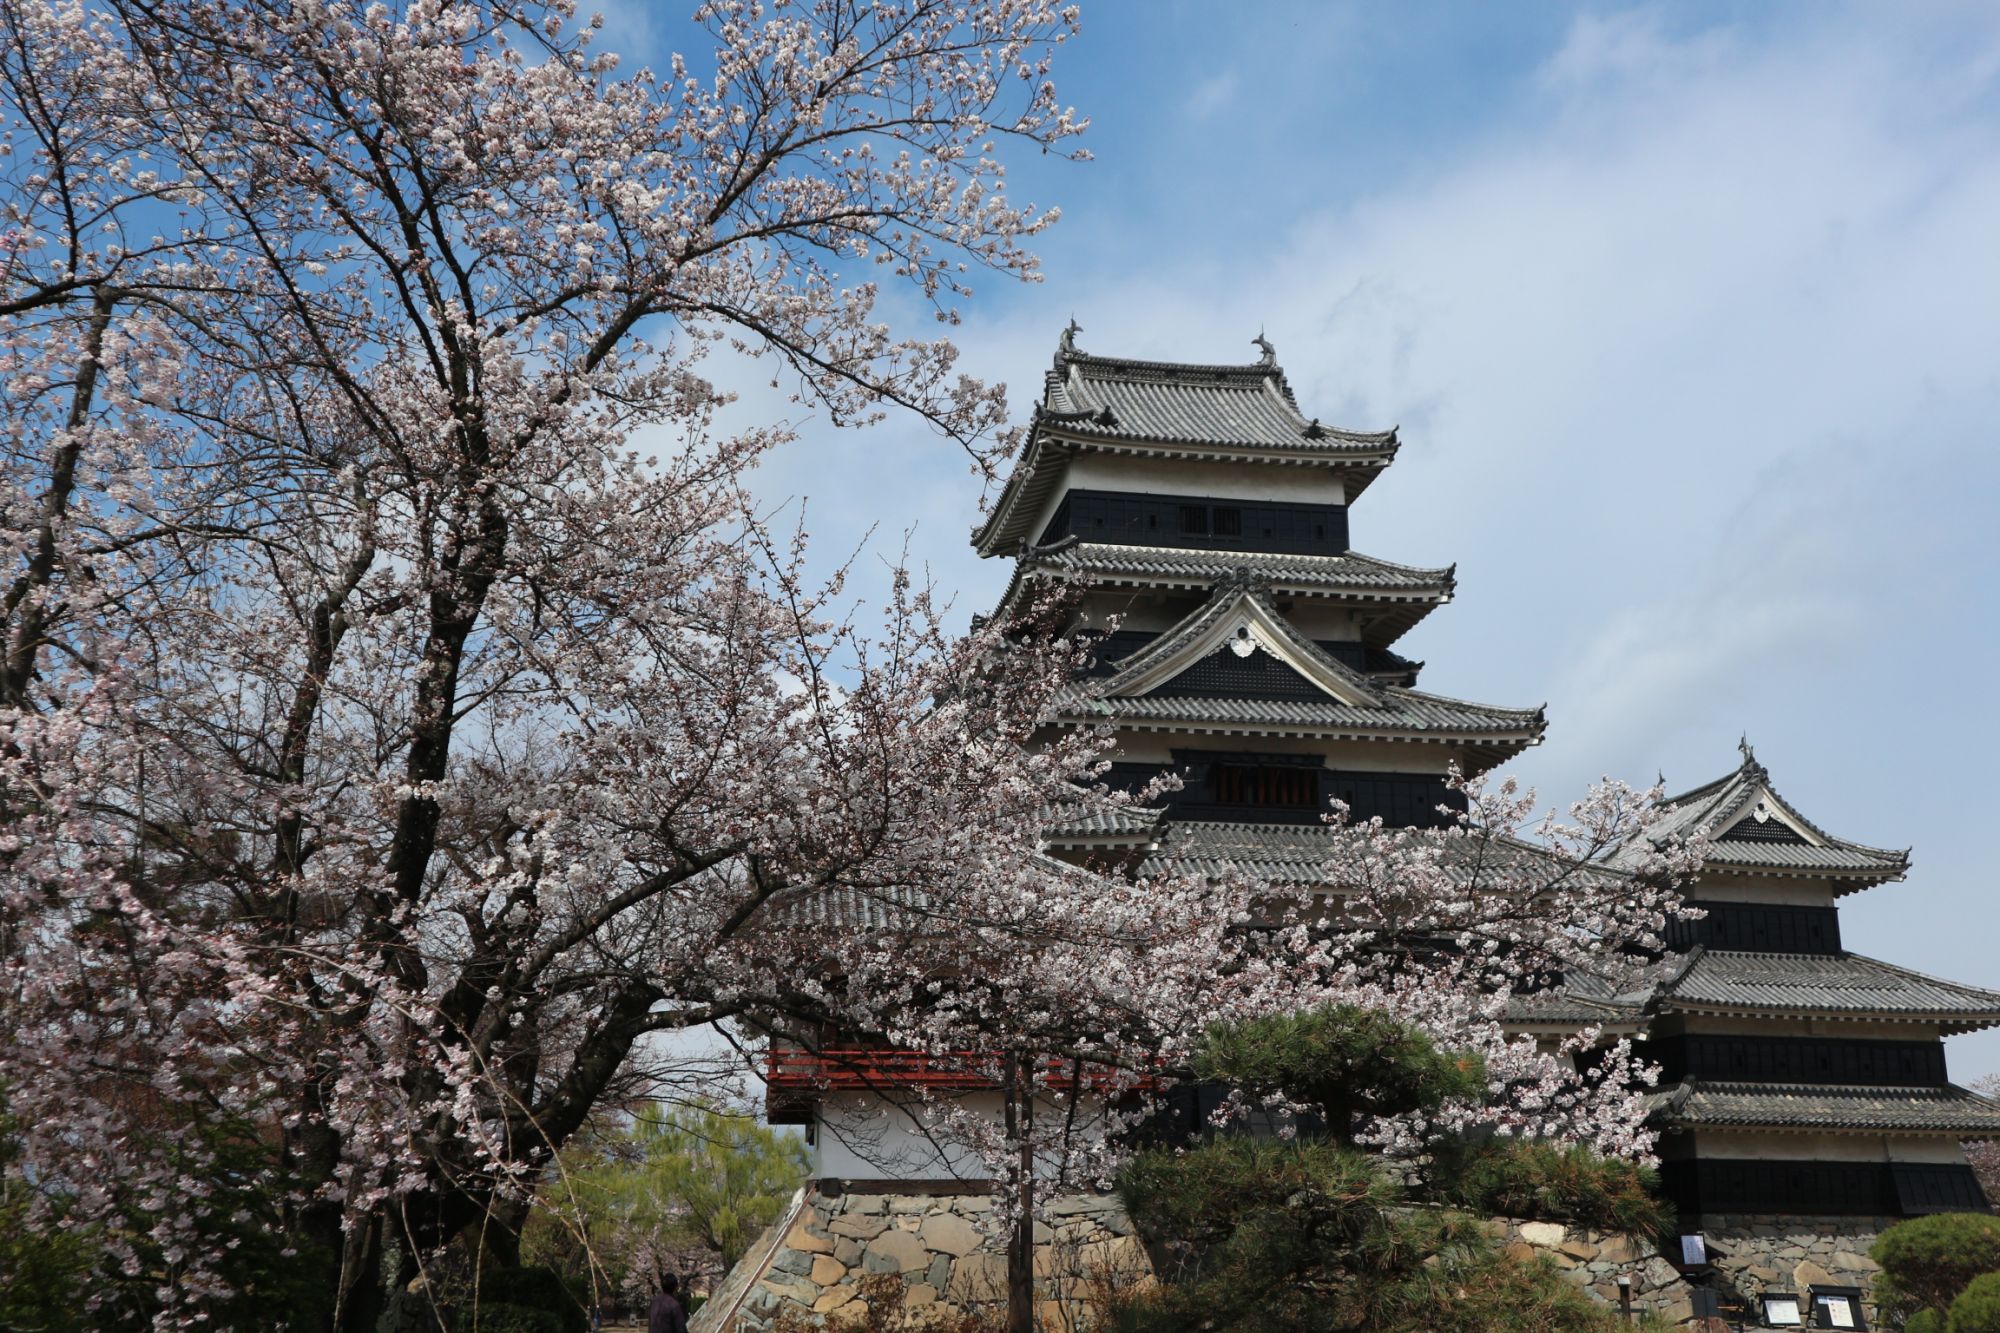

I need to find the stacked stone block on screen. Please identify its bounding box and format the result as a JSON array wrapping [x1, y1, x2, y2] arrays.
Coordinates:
[[699, 1189, 1148, 1332]]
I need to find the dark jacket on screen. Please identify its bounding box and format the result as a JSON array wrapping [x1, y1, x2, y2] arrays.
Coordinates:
[[648, 1291, 688, 1333]]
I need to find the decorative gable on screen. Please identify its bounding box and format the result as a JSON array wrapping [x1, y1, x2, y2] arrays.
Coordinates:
[[1148, 647, 1327, 703], [1102, 580, 1378, 708]]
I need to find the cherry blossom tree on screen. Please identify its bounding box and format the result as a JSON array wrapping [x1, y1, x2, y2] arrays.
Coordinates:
[[1970, 1074, 2000, 1206], [0, 0, 1708, 1328], [0, 0, 1129, 1326], [789, 768, 1703, 1332]]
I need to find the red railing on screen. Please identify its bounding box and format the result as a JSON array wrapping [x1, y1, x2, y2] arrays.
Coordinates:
[[764, 1047, 1156, 1093]]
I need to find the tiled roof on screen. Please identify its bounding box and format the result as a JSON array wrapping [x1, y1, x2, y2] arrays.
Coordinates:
[[1136, 820, 1625, 888], [1059, 689, 1546, 742], [1138, 819, 1340, 880], [1040, 800, 1165, 847], [989, 543, 1453, 648], [1659, 948, 2000, 1033], [1505, 990, 1650, 1030], [973, 335, 1399, 556], [1647, 1080, 2000, 1135], [783, 881, 940, 932], [1042, 348, 1395, 453], [1028, 543, 1452, 596], [1633, 745, 1909, 887]]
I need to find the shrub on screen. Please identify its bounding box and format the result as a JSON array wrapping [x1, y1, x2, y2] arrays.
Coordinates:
[[467, 1306, 567, 1333], [471, 1266, 587, 1333], [1909, 1311, 1945, 1333], [1952, 1273, 2000, 1333], [1873, 1213, 2000, 1315], [1435, 1139, 1673, 1239]]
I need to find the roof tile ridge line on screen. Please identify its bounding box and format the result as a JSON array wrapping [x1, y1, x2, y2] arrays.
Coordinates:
[[1343, 551, 1458, 582], [1257, 365, 1309, 421], [1658, 759, 1752, 810], [1062, 348, 1283, 377], [1047, 543, 1455, 585], [1385, 683, 1546, 723], [1829, 948, 2000, 1000], [1241, 585, 1391, 706], [1659, 943, 1708, 993], [1690, 1081, 1972, 1097], [1743, 768, 1913, 862], [1096, 582, 1245, 684], [1965, 1082, 2000, 1108]]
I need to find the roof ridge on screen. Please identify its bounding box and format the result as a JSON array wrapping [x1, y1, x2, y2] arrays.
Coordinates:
[[1388, 684, 1546, 722], [1047, 542, 1454, 579], [1662, 753, 1911, 865], [1743, 769, 1911, 861], [1835, 949, 2000, 1001]]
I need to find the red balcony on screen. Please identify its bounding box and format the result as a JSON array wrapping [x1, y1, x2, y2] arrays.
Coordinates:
[[763, 1048, 1157, 1122]]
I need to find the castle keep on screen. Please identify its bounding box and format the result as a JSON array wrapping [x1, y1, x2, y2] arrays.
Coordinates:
[[705, 332, 1999, 1330]]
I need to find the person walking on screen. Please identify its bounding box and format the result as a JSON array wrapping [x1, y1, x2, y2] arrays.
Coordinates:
[[647, 1272, 688, 1333]]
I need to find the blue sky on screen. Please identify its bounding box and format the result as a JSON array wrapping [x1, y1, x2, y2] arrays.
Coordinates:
[[623, 3, 2000, 1079]]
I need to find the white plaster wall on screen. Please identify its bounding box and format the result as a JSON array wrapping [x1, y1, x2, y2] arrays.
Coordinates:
[[1691, 874, 1838, 907], [811, 1092, 1116, 1183], [1052, 451, 1347, 510], [1686, 1130, 1971, 1165]]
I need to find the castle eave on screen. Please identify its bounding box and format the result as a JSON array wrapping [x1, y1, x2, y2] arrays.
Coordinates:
[[1647, 1079, 2000, 1136]]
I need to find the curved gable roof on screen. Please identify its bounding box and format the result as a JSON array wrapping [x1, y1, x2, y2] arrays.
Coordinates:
[[1639, 743, 1910, 887]]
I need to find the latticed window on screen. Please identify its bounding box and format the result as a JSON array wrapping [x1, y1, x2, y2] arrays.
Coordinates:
[[1213, 764, 1317, 808]]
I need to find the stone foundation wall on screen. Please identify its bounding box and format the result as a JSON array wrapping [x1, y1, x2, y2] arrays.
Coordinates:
[[1695, 1214, 1888, 1324], [694, 1187, 1148, 1332], [1490, 1219, 1698, 1322], [698, 1193, 1893, 1330]]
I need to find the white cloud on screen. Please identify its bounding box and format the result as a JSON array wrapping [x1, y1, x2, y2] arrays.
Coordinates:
[[653, 5, 2000, 1074], [1184, 70, 1240, 121]]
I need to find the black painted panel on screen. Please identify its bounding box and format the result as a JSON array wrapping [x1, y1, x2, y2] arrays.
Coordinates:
[[1148, 650, 1329, 702], [1662, 1158, 1988, 1218], [1654, 1035, 1948, 1087], [1665, 899, 1842, 954], [1040, 489, 1349, 555], [1722, 816, 1810, 844], [1101, 759, 1466, 829]]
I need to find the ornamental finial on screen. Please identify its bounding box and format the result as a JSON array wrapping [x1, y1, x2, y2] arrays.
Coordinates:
[[1060, 318, 1082, 355], [1252, 329, 1276, 365], [1738, 734, 1759, 768]]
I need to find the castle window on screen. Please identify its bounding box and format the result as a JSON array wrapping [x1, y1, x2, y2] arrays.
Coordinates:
[[1212, 506, 1242, 537], [1179, 504, 1209, 535], [1212, 763, 1317, 809]]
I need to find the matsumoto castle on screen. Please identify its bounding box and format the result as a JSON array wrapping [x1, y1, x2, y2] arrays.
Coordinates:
[[704, 331, 2000, 1330]]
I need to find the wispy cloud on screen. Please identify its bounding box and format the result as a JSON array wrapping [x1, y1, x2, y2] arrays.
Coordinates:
[[1185, 70, 1240, 121]]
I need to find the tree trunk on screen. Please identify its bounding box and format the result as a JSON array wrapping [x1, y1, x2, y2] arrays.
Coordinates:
[[1007, 1056, 1035, 1333]]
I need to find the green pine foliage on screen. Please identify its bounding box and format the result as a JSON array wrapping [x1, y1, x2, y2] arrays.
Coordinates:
[[1109, 1004, 1677, 1333], [1951, 1273, 2000, 1333], [1433, 1139, 1672, 1239], [1871, 1212, 2000, 1321], [1192, 1005, 1486, 1142]]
